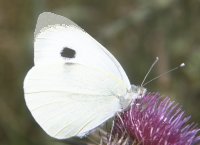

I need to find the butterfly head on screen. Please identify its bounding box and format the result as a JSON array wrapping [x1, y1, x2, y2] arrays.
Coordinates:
[[131, 85, 147, 99], [120, 85, 147, 110]]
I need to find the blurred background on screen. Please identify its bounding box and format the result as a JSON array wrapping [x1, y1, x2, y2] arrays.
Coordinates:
[[0, 0, 200, 145]]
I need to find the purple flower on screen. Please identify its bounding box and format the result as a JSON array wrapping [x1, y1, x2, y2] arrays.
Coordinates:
[[112, 93, 200, 145]]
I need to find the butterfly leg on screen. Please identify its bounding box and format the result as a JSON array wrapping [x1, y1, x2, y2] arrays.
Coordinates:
[[108, 119, 115, 144]]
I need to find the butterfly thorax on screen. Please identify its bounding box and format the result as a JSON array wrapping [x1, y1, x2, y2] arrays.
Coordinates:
[[119, 85, 147, 110]]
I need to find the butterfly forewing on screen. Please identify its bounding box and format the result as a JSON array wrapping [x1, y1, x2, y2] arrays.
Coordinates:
[[34, 12, 131, 89]]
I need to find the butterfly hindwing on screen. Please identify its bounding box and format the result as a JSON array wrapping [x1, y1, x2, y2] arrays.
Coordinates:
[[24, 63, 126, 139]]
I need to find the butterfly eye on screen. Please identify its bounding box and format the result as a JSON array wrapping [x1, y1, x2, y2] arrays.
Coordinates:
[[61, 47, 76, 58]]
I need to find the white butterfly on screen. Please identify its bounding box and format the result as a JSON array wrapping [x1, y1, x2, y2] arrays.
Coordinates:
[[23, 12, 146, 139]]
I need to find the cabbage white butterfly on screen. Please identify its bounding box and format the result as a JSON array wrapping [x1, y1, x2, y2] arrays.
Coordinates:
[[24, 12, 146, 139]]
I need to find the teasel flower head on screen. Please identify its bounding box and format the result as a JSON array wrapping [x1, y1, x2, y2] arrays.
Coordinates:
[[111, 93, 200, 145]]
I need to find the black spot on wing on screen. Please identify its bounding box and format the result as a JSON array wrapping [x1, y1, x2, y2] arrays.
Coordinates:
[[61, 47, 76, 58]]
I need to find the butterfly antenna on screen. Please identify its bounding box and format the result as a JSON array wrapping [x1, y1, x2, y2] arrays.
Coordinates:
[[143, 63, 185, 86], [141, 57, 159, 86]]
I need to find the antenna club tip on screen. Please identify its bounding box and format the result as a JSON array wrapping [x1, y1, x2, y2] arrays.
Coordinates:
[[180, 63, 185, 67], [156, 57, 159, 60]]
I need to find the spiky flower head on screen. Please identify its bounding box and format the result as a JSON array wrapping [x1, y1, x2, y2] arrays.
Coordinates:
[[112, 93, 200, 145]]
